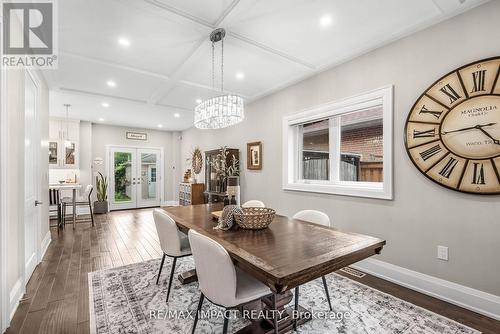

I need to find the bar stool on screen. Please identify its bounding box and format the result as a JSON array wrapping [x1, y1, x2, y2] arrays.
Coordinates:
[[61, 184, 95, 227]]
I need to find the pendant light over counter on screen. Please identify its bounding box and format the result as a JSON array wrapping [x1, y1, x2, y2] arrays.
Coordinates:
[[194, 28, 244, 129]]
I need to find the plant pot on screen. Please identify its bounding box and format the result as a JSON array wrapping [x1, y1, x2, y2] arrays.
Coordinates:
[[93, 201, 108, 214]]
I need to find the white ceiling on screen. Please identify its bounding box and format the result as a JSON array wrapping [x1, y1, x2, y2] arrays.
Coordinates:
[[45, 0, 489, 131]]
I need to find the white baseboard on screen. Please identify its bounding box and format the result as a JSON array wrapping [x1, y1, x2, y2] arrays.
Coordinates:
[[162, 201, 179, 206], [351, 258, 500, 321], [40, 230, 51, 261], [9, 278, 23, 321]]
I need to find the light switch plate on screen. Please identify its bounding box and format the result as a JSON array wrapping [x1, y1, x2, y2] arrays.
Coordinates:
[[437, 245, 449, 261]]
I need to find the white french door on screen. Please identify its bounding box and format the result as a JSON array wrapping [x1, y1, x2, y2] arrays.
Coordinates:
[[109, 147, 162, 210], [24, 71, 40, 280]]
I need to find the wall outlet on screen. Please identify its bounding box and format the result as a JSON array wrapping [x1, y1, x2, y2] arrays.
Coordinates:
[[437, 245, 449, 261]]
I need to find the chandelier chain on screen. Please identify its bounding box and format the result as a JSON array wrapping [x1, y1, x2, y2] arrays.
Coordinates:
[[221, 38, 224, 92], [211, 41, 215, 90]]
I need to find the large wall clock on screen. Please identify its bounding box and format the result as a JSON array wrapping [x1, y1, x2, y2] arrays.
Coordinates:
[[405, 56, 500, 194]]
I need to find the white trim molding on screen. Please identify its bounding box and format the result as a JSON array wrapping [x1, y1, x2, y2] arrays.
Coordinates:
[[0, 51, 9, 334], [8, 278, 23, 322], [40, 230, 51, 261], [282, 85, 393, 200], [352, 258, 500, 321]]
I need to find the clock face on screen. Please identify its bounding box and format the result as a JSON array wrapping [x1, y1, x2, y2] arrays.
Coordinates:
[[405, 57, 500, 194]]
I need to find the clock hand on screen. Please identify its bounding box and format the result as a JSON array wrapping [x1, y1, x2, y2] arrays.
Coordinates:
[[441, 122, 497, 135], [477, 127, 500, 145]]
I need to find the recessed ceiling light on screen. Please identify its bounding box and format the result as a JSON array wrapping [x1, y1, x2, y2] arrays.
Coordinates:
[[101, 102, 109, 108], [174, 113, 180, 118], [195, 99, 202, 104], [118, 37, 130, 47], [98, 118, 105, 122], [106, 80, 116, 87], [157, 124, 163, 128], [235, 72, 245, 80], [319, 14, 333, 27]]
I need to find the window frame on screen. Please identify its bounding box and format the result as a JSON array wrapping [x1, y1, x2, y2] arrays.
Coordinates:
[[282, 85, 393, 200]]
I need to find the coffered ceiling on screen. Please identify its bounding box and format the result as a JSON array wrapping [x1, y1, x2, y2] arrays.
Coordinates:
[[45, 0, 489, 131]]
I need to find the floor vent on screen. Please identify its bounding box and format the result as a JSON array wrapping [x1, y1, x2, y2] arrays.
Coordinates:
[[340, 266, 366, 278]]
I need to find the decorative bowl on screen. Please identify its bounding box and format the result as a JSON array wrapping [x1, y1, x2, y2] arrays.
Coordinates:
[[234, 207, 276, 230]]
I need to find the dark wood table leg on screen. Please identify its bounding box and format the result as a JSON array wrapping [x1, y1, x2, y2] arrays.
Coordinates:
[[236, 290, 312, 334], [178, 269, 197, 284]]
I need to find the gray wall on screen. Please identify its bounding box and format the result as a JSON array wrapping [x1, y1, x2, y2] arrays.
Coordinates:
[[181, 1, 500, 296], [91, 124, 180, 202]]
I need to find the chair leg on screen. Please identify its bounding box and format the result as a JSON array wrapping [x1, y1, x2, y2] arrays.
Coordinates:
[[57, 204, 62, 227], [321, 276, 333, 311], [88, 200, 95, 226], [222, 311, 229, 334], [62, 205, 65, 227], [166, 257, 177, 303], [273, 293, 279, 334], [294, 286, 299, 330], [191, 292, 204, 334], [156, 254, 166, 285]]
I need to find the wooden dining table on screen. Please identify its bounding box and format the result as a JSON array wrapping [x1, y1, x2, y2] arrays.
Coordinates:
[[163, 203, 386, 333]]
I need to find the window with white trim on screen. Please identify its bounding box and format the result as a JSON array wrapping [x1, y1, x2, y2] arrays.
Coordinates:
[[282, 86, 393, 199]]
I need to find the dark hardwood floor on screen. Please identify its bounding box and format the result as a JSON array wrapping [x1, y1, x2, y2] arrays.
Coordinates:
[[5, 208, 500, 334]]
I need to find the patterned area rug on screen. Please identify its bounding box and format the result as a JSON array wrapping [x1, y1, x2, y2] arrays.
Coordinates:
[[89, 258, 480, 334]]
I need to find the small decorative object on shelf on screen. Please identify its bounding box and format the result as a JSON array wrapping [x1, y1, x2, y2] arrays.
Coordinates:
[[234, 207, 276, 230], [223, 195, 230, 206], [247, 141, 262, 170], [183, 169, 192, 183], [230, 195, 236, 205]]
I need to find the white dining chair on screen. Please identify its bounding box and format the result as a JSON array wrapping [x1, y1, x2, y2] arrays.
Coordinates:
[[292, 210, 333, 327], [188, 229, 278, 334], [153, 209, 192, 303], [242, 200, 265, 208]]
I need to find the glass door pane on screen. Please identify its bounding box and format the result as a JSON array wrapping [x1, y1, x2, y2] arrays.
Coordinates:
[[110, 148, 137, 210], [137, 149, 161, 208]]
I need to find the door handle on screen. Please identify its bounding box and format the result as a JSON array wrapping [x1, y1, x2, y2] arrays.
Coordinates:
[[35, 200, 43, 206]]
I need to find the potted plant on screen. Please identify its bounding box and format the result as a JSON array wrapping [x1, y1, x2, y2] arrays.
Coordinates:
[[94, 172, 109, 214]]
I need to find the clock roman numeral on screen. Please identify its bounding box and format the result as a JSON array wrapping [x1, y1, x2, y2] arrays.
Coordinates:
[[470, 70, 486, 93], [439, 84, 461, 104], [419, 144, 442, 161], [471, 163, 485, 184], [413, 128, 436, 138], [438, 157, 458, 179], [418, 105, 442, 119]]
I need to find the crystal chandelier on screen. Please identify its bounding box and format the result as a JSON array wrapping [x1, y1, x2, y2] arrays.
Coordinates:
[[194, 28, 244, 129]]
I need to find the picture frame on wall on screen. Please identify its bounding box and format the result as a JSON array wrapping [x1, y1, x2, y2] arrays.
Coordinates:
[[247, 141, 262, 170]]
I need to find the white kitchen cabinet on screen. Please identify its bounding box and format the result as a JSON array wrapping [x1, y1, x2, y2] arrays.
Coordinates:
[[49, 118, 79, 169]]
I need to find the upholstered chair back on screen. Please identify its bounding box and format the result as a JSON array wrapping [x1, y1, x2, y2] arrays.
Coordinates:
[[188, 229, 237, 306], [242, 200, 265, 208], [153, 209, 182, 256], [293, 210, 331, 227]]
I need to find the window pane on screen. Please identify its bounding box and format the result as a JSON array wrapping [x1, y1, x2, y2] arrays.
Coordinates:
[[340, 108, 383, 182], [301, 119, 329, 180]]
